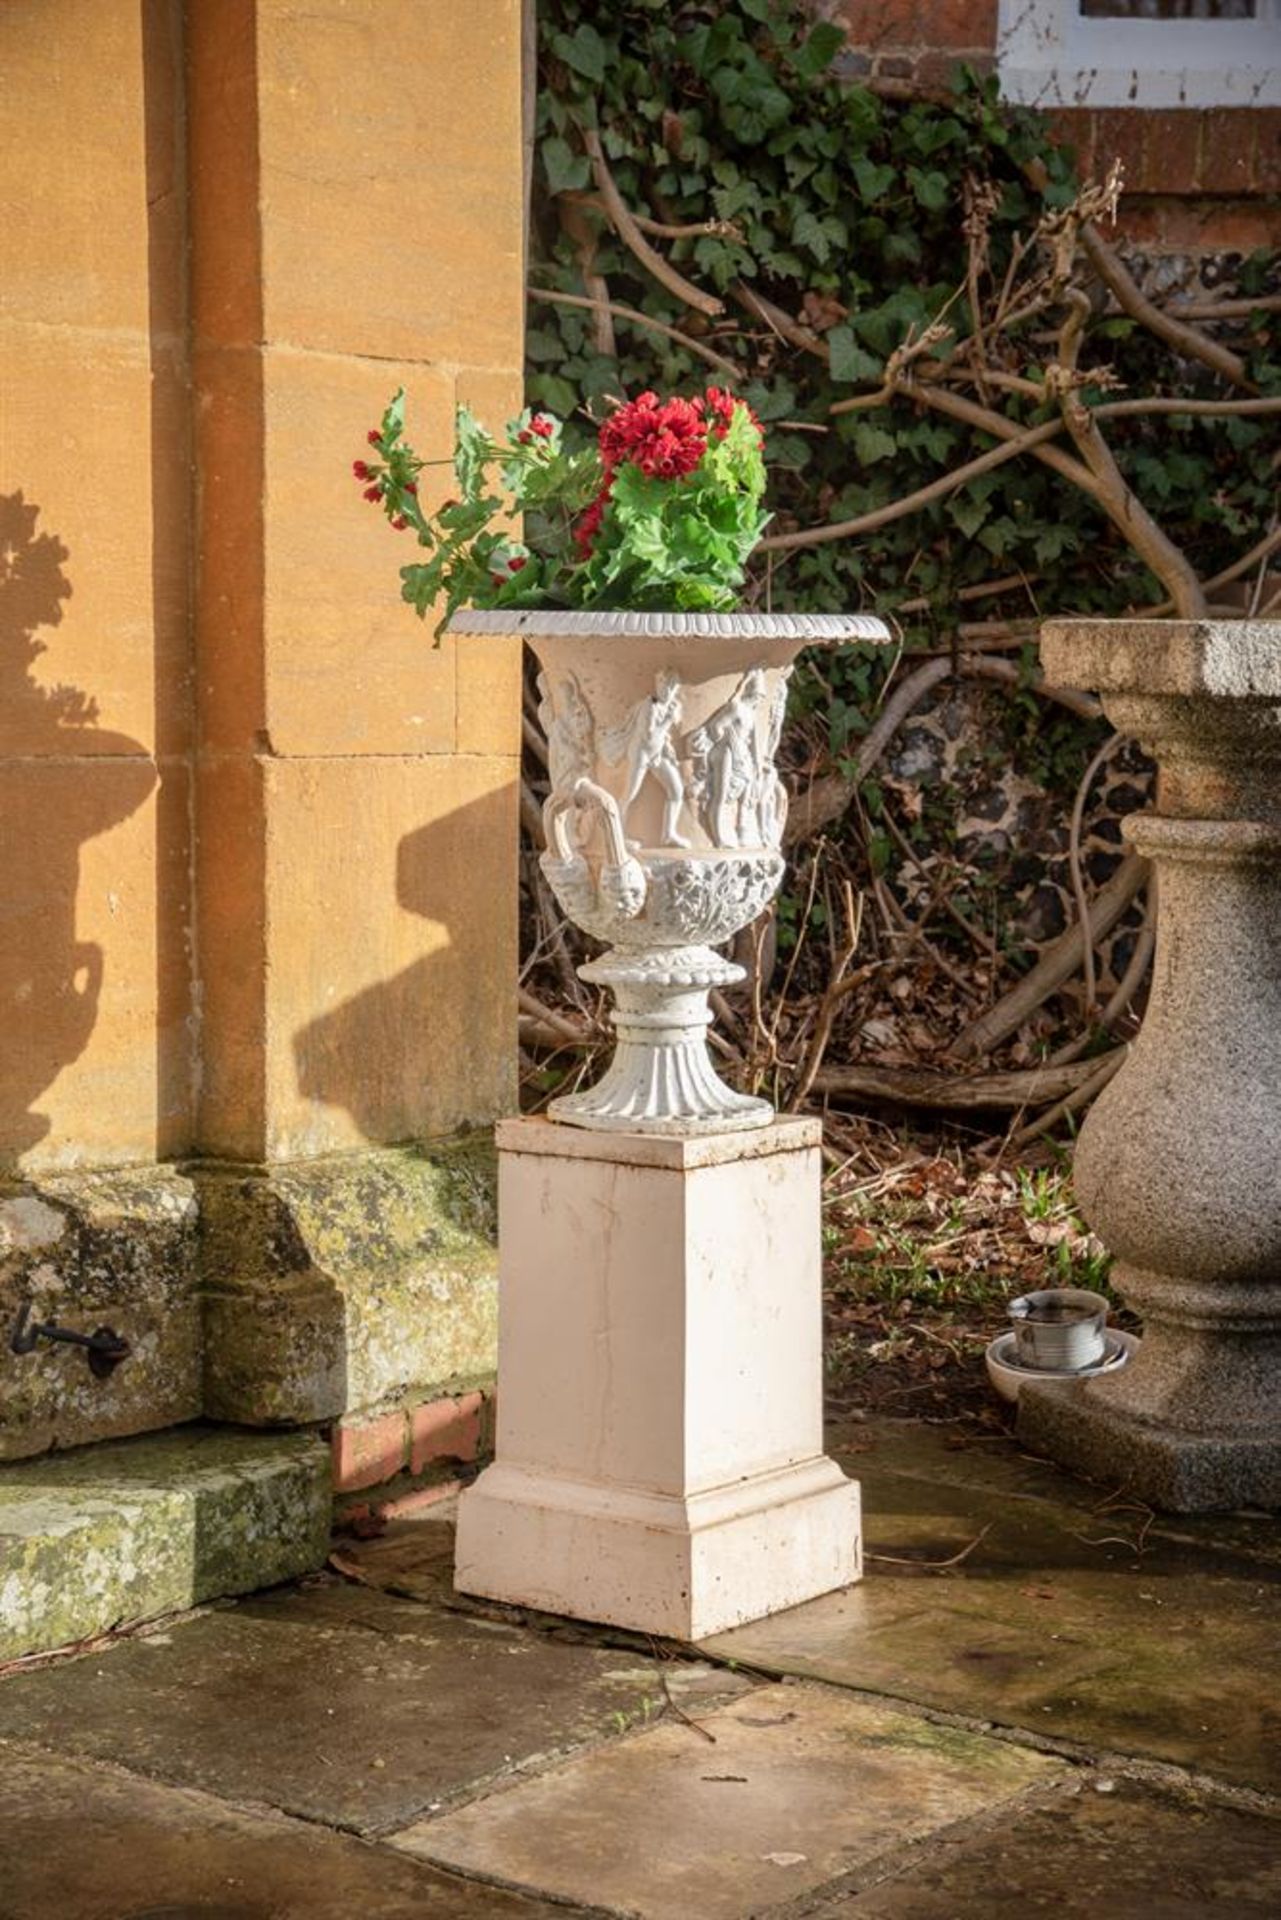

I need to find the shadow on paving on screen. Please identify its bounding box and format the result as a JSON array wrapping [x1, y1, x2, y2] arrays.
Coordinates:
[[0, 1419, 1277, 1920], [0, 1739, 598, 1920]]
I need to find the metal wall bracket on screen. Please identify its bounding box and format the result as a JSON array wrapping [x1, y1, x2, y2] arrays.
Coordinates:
[[9, 1302, 131, 1379]]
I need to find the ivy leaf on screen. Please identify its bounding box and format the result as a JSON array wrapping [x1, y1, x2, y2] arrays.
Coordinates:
[[906, 166, 949, 212], [853, 421, 898, 464], [852, 156, 896, 203], [527, 372, 579, 417], [542, 135, 590, 194], [792, 22, 846, 78], [827, 325, 882, 384], [949, 496, 991, 539], [556, 23, 607, 83]]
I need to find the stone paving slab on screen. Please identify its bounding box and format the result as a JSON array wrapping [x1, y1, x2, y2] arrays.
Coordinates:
[[708, 1430, 1281, 1794], [834, 1418, 1281, 1567], [394, 1679, 1063, 1920], [810, 1775, 1281, 1917], [0, 1577, 750, 1837], [0, 1738, 593, 1920]]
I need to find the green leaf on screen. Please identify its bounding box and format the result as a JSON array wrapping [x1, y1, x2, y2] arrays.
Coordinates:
[[792, 22, 845, 78], [542, 135, 590, 194], [827, 325, 882, 384], [852, 422, 898, 464], [558, 23, 606, 83], [852, 156, 896, 203], [527, 372, 578, 417], [949, 496, 991, 539], [906, 166, 949, 212]]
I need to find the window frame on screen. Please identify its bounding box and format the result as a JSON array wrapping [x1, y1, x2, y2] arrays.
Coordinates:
[[996, 0, 1281, 108]]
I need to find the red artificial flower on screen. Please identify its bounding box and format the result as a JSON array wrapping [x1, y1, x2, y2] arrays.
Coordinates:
[[352, 459, 371, 480], [599, 390, 707, 480], [573, 478, 614, 557], [362, 484, 382, 503], [529, 414, 555, 439], [367, 428, 382, 446], [702, 386, 764, 449]]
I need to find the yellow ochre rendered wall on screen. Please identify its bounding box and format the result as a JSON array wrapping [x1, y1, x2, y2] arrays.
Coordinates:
[[0, 0, 525, 1174]]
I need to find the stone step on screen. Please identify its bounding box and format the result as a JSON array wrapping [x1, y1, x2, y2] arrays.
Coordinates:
[[0, 1423, 330, 1662]]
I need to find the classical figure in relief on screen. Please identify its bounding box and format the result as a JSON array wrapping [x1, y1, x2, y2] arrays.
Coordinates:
[[544, 775, 648, 922], [601, 669, 690, 849], [686, 668, 771, 848], [758, 673, 791, 847]]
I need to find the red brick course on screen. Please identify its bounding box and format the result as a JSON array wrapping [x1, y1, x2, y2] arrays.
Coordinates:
[[409, 1390, 484, 1475], [836, 0, 996, 51], [332, 1388, 490, 1494]]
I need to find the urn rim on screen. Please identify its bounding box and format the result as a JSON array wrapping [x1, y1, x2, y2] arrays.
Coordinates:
[[448, 608, 892, 644]]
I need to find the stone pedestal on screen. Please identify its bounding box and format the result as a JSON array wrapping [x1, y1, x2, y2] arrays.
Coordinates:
[[455, 1117, 861, 1638], [1019, 619, 1281, 1510]]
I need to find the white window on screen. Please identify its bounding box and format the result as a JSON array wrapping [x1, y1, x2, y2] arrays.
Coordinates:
[[997, 0, 1281, 108]]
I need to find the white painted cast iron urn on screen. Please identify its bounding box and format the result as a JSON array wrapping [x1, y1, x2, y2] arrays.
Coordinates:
[[452, 610, 890, 1133]]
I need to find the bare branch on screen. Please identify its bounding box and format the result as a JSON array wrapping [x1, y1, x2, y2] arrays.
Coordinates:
[[950, 852, 1149, 1061], [760, 416, 1066, 552], [580, 127, 723, 318], [527, 287, 740, 379], [814, 1054, 1122, 1111]]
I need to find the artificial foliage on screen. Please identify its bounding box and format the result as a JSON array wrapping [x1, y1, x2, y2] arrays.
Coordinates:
[[355, 385, 769, 630]]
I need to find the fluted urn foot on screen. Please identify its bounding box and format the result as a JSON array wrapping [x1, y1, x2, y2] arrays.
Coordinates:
[[549, 945, 771, 1134]]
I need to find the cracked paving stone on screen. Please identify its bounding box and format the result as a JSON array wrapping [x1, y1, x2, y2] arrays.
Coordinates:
[[706, 1428, 1281, 1795], [0, 1739, 592, 1920], [0, 1577, 751, 1837], [391, 1679, 1063, 1920], [808, 1774, 1281, 1917]]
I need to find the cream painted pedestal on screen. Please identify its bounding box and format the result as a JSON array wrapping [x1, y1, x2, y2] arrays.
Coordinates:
[[454, 1117, 861, 1639]]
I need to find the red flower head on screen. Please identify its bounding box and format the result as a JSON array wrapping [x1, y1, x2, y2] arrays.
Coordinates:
[[367, 429, 382, 446], [702, 386, 765, 450], [599, 391, 707, 480], [573, 477, 614, 558], [352, 459, 371, 480], [518, 412, 555, 446], [362, 484, 382, 503]]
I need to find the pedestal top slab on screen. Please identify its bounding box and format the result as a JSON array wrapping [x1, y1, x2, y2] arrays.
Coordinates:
[[1041, 618, 1281, 698], [496, 1113, 821, 1170]]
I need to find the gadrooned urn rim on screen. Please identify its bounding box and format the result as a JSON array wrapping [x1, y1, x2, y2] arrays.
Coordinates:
[[448, 608, 892, 643]]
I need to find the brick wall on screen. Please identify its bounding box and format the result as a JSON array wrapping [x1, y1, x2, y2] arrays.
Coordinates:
[[819, 0, 1280, 255]]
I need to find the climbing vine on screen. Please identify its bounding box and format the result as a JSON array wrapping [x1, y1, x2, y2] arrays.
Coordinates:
[[520, 0, 1280, 1133]]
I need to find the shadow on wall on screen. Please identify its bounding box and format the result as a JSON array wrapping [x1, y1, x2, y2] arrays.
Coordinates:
[[0, 492, 154, 1167], [292, 781, 519, 1146]]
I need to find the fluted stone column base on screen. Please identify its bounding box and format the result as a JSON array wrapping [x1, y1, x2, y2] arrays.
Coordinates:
[[1019, 619, 1281, 1512]]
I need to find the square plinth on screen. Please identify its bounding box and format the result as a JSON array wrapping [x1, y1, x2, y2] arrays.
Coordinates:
[[455, 1117, 861, 1639]]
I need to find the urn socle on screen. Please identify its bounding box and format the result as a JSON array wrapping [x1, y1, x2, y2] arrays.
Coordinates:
[[451, 609, 891, 1135]]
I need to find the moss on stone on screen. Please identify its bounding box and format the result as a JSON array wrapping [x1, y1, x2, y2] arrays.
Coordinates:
[[199, 1134, 499, 1426], [0, 1168, 200, 1462], [0, 1425, 330, 1661]]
